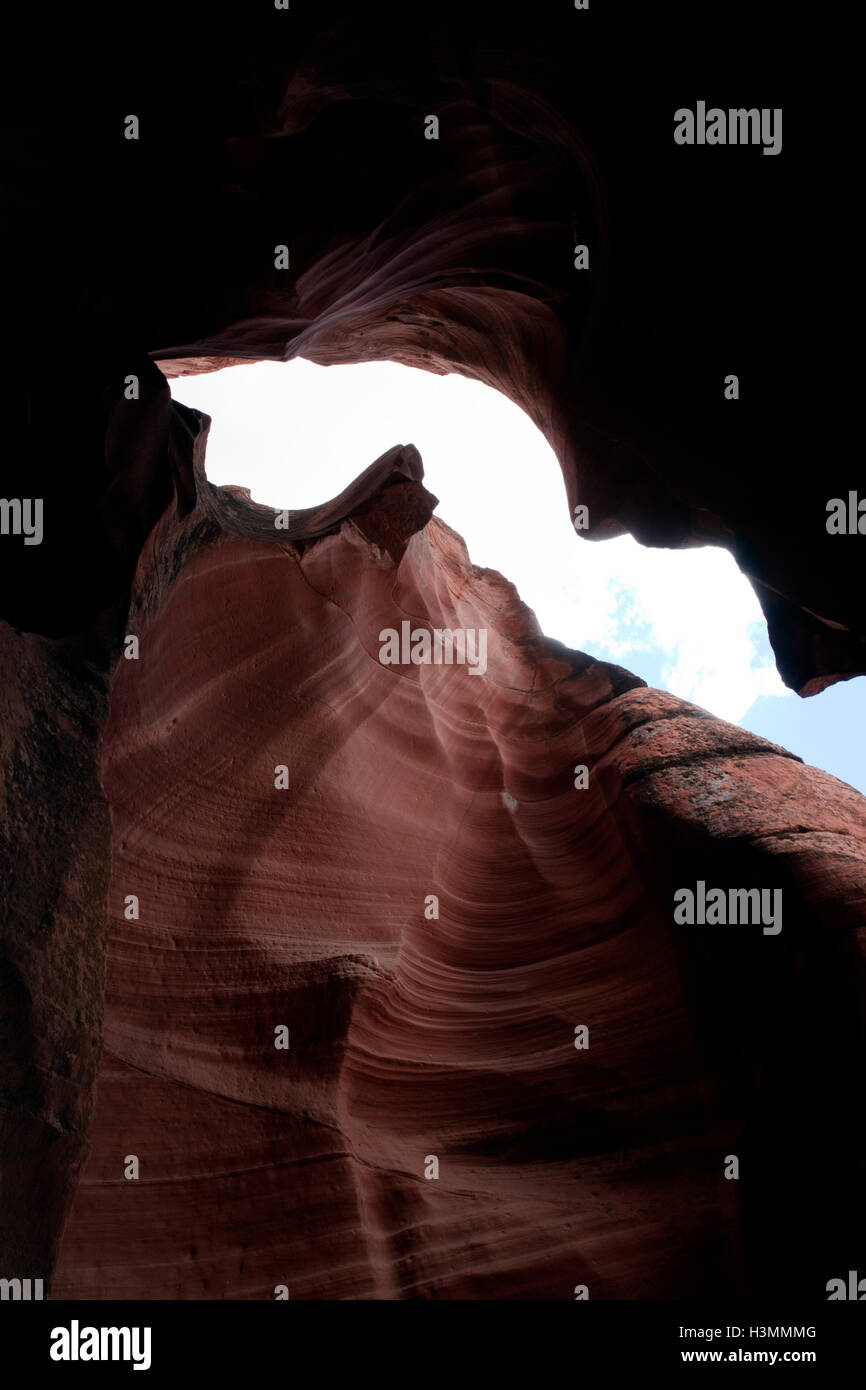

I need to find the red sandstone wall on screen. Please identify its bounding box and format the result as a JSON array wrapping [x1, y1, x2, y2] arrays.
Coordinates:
[[52, 468, 866, 1299]]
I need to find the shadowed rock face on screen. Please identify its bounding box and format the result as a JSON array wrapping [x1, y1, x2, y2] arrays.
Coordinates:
[[0, 1, 859, 690], [0, 626, 111, 1283], [1, 0, 863, 1300], [46, 449, 866, 1300]]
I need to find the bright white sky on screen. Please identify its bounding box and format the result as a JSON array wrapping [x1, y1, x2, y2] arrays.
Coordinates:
[[169, 359, 866, 794]]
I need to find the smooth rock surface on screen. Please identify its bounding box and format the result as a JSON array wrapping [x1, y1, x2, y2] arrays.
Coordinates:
[[52, 454, 866, 1299]]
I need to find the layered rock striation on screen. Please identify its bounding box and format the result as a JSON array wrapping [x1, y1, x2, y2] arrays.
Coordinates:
[[1, 2, 858, 691], [48, 444, 866, 1298], [1, 0, 862, 1300]]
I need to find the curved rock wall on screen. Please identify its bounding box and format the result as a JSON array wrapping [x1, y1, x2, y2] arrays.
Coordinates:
[[51, 455, 866, 1298], [2, 3, 859, 691], [1, 0, 862, 1300]]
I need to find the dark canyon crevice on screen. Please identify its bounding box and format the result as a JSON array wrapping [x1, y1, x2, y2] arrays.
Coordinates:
[[0, 0, 862, 1300]]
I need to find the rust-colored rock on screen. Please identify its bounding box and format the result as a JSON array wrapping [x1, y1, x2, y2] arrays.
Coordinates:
[[48, 450, 866, 1299], [1, 1, 863, 1302], [1, 3, 859, 691]]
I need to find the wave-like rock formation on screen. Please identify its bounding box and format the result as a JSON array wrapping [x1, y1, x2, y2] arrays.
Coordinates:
[[1, 0, 863, 1300], [46, 444, 866, 1299], [1, 1, 859, 692]]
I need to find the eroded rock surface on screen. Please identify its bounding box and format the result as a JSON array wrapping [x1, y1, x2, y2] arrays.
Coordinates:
[[50, 453, 866, 1299], [1, 2, 858, 690], [1, 0, 862, 1300]]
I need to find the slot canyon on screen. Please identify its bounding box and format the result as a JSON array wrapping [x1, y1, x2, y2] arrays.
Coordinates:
[[1, 1, 863, 1301]]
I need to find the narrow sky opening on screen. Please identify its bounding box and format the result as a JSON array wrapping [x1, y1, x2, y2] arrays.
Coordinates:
[[169, 359, 865, 794]]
